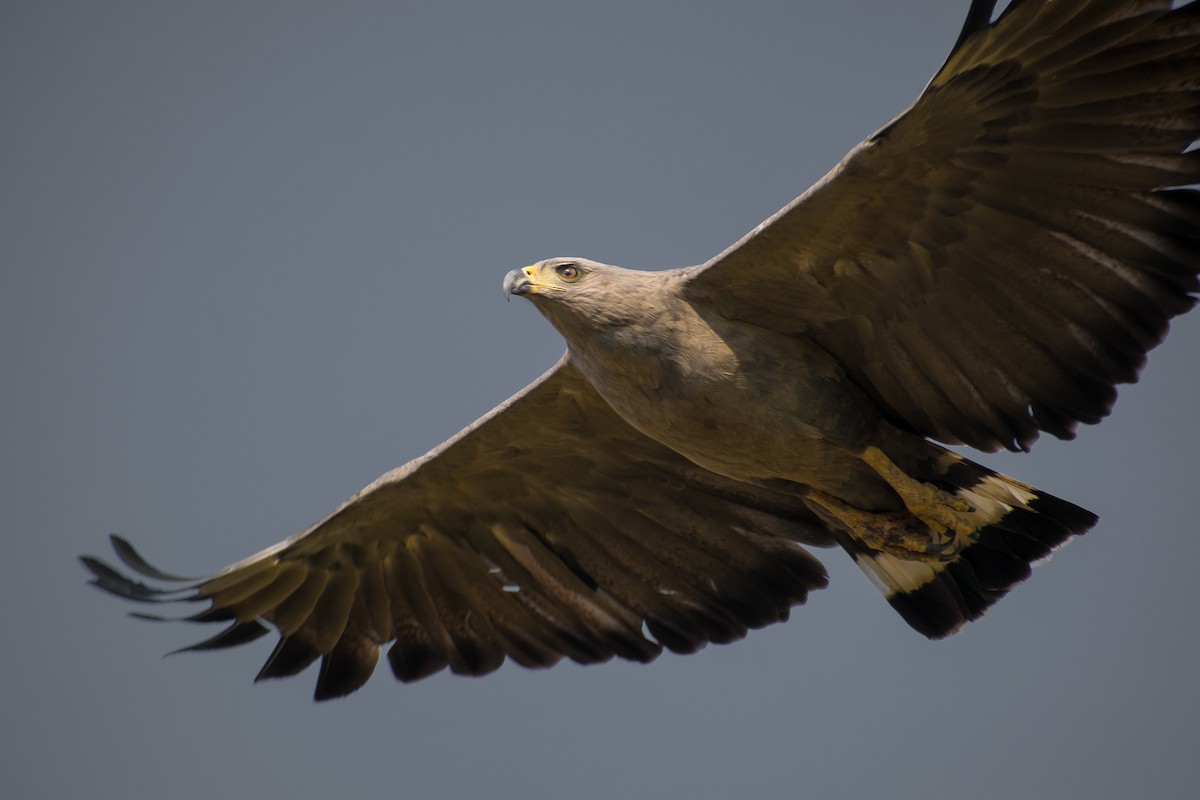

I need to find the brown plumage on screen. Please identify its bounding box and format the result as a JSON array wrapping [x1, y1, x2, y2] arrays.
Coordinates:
[[84, 0, 1200, 700]]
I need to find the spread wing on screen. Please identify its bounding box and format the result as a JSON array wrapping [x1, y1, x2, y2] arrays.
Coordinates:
[[82, 357, 830, 700], [685, 0, 1200, 452]]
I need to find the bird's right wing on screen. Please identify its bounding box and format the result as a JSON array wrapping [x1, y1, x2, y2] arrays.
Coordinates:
[[82, 356, 831, 700], [684, 0, 1200, 453]]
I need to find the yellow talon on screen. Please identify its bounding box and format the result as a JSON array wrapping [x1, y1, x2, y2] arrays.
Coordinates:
[[861, 446, 977, 539], [805, 490, 934, 561]]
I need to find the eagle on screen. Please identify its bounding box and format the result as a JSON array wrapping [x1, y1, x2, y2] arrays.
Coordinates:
[[84, 0, 1200, 700]]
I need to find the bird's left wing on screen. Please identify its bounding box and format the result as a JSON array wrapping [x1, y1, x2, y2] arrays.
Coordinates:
[[685, 0, 1200, 453], [82, 357, 830, 700]]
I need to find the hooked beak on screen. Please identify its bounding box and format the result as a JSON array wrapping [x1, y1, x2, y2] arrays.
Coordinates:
[[502, 265, 538, 300]]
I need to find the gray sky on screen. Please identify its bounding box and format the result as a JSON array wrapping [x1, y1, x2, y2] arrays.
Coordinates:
[[4, 2, 1198, 798]]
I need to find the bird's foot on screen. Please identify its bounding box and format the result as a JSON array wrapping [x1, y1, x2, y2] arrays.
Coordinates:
[[805, 490, 939, 561], [860, 446, 976, 541]]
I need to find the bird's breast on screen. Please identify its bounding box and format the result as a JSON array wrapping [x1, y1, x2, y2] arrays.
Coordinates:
[[567, 310, 883, 484]]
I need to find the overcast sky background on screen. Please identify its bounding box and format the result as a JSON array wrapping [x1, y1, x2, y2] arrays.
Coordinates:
[[4, 2, 1198, 798]]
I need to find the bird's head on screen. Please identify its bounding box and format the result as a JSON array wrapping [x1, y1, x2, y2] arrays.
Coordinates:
[[503, 257, 675, 340], [502, 257, 606, 301]]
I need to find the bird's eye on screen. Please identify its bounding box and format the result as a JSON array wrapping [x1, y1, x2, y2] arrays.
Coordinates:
[[555, 264, 581, 282]]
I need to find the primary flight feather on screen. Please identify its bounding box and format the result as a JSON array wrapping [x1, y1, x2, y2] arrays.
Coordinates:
[[84, 0, 1200, 700]]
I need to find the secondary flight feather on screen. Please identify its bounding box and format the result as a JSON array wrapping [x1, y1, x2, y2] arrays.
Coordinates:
[[84, 0, 1200, 700]]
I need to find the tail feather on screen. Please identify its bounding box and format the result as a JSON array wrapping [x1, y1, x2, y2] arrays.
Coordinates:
[[843, 447, 1097, 639]]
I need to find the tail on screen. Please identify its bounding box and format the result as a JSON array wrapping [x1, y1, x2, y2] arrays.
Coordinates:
[[841, 443, 1098, 639]]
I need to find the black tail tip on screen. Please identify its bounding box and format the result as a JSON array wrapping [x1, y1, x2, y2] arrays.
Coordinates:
[[889, 493, 1097, 639]]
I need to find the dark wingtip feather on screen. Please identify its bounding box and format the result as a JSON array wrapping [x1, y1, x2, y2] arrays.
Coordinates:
[[80, 555, 197, 603], [256, 637, 322, 682], [127, 607, 237, 624], [950, 1, 1003, 57], [946, 1, 1032, 63], [109, 534, 197, 582], [167, 621, 271, 655], [314, 644, 380, 701], [80, 534, 204, 603], [387, 640, 450, 684]]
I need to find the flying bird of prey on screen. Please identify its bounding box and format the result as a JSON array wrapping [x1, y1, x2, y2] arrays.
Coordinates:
[[84, 0, 1200, 700]]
